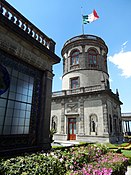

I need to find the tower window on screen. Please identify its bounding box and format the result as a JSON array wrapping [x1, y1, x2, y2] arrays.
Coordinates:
[[88, 49, 98, 68], [70, 50, 79, 66], [70, 77, 79, 89]]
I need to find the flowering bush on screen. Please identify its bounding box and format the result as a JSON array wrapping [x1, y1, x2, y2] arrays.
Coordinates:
[[53, 144, 109, 171], [0, 153, 66, 175], [0, 144, 129, 175], [69, 152, 129, 175]]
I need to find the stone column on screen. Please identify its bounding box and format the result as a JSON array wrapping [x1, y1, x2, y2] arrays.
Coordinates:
[[79, 99, 84, 134], [103, 104, 109, 135], [60, 99, 65, 134], [37, 70, 53, 148]]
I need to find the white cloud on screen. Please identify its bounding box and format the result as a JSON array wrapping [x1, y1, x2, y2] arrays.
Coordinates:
[[108, 50, 131, 78]]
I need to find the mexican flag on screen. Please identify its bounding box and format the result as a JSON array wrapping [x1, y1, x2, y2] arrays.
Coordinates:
[[83, 10, 99, 24]]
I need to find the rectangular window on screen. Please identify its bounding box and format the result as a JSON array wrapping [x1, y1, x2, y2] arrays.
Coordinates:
[[0, 67, 34, 135], [71, 77, 79, 89]]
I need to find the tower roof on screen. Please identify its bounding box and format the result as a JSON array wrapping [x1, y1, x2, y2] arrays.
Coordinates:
[[61, 34, 108, 56]]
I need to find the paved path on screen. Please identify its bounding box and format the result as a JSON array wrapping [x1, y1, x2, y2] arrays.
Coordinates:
[[52, 140, 79, 147], [125, 166, 131, 175]]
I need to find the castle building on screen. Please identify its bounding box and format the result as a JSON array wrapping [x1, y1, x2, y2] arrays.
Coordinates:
[[51, 34, 123, 143]]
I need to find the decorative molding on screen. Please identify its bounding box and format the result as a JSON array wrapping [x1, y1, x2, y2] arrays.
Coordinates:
[[65, 103, 79, 114], [0, 27, 51, 71]]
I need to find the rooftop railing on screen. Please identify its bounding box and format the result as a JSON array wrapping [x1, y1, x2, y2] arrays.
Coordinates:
[[0, 0, 55, 52], [122, 113, 131, 117], [63, 34, 105, 47], [52, 85, 103, 97]]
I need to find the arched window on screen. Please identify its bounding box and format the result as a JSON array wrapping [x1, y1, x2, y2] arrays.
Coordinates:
[[88, 49, 98, 68], [70, 50, 79, 66]]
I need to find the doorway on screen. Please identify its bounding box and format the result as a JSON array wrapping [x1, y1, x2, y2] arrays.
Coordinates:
[[68, 118, 76, 140]]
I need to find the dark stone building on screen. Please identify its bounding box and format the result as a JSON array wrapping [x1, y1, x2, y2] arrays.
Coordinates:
[[0, 0, 60, 154]]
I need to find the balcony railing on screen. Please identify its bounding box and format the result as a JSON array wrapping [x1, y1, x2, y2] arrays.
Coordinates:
[[122, 113, 131, 117], [52, 85, 103, 97], [0, 0, 55, 52]]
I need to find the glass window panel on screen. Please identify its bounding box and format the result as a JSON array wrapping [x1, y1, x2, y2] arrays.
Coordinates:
[[4, 117, 12, 125], [74, 123, 76, 134], [6, 108, 13, 117], [23, 81, 28, 88], [27, 96, 32, 103], [0, 115, 4, 124], [14, 102, 21, 109], [21, 103, 26, 110], [28, 84, 33, 91], [7, 100, 14, 108], [14, 109, 20, 117], [12, 117, 19, 125], [24, 126, 29, 134], [9, 92, 16, 99], [69, 123, 72, 134], [3, 125, 11, 134], [0, 99, 6, 107], [17, 79, 24, 87], [21, 95, 27, 102], [16, 94, 22, 101], [17, 126, 24, 134], [0, 107, 5, 115], [17, 86, 23, 94], [22, 88, 28, 95], [10, 77, 17, 92], [11, 126, 18, 134], [28, 90, 33, 96], [26, 111, 31, 118], [19, 110, 25, 118], [25, 118, 30, 126], [19, 118, 25, 125], [26, 104, 31, 111]]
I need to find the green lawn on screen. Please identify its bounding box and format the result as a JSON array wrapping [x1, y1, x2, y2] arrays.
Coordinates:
[[122, 150, 131, 158]]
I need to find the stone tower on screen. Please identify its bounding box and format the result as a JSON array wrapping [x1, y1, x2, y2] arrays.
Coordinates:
[[51, 34, 123, 143], [62, 35, 109, 91]]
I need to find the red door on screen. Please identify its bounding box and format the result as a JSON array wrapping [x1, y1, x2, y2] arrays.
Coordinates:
[[68, 118, 76, 140]]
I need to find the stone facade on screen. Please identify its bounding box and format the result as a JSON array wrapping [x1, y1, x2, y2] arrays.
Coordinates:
[[0, 0, 60, 154], [51, 35, 123, 143], [122, 113, 131, 136]]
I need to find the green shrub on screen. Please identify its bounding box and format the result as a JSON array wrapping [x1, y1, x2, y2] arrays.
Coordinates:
[[0, 153, 66, 175]]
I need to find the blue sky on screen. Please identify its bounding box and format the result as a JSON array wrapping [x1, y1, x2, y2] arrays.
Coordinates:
[[7, 0, 131, 113]]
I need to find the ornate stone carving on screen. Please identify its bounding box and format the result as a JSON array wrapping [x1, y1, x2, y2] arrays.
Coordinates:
[[66, 103, 78, 113]]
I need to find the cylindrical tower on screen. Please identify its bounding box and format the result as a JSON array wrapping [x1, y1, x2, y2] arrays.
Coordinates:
[[61, 34, 109, 90]]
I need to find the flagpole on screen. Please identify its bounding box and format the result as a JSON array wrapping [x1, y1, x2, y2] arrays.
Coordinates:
[[81, 7, 84, 35]]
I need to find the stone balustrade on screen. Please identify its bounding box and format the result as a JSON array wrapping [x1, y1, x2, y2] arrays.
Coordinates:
[[0, 0, 55, 52], [63, 34, 105, 47], [52, 85, 104, 97]]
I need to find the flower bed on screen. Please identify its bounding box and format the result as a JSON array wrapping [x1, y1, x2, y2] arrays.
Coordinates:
[[0, 144, 129, 175]]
